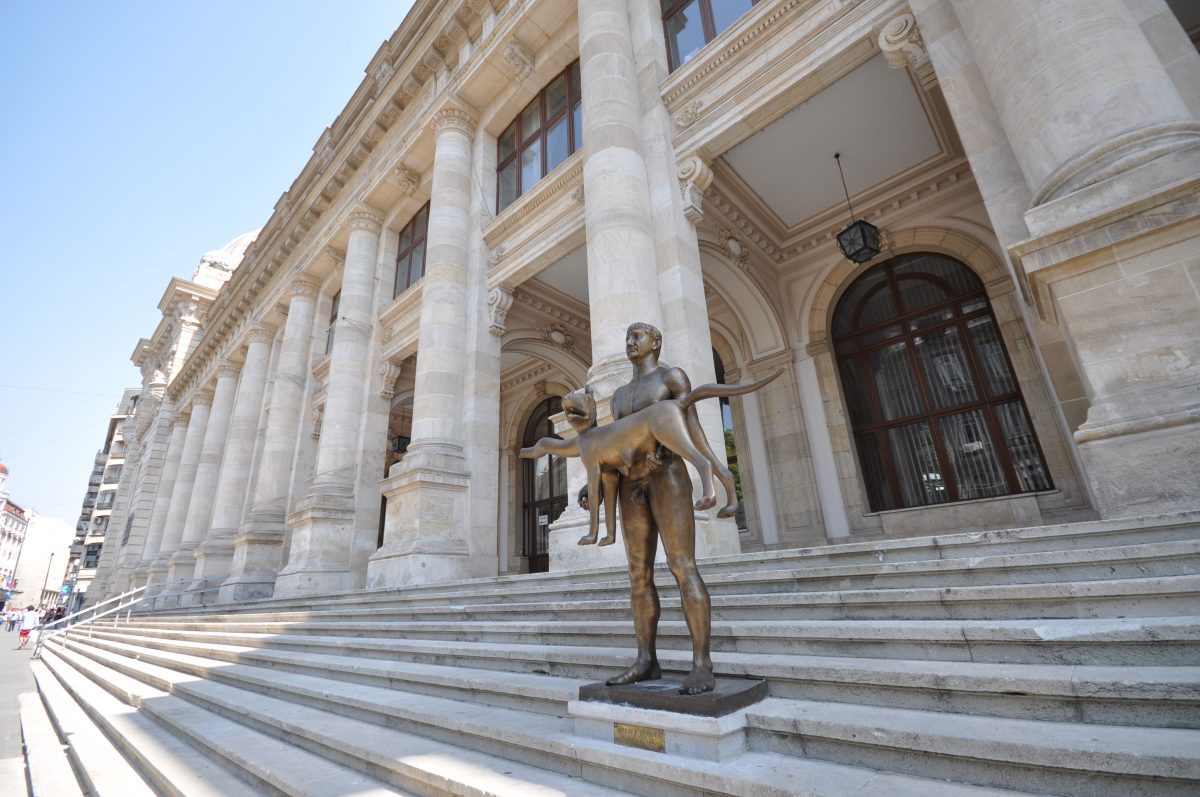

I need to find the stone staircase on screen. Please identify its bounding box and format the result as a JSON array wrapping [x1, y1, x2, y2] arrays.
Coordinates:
[[23, 512, 1200, 796]]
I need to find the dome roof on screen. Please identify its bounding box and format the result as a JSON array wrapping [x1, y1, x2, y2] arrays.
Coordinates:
[[0, 462, 8, 475], [199, 229, 260, 272]]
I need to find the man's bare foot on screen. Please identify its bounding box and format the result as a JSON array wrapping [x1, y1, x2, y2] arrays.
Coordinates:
[[577, 533, 598, 545], [599, 534, 616, 547], [605, 658, 662, 686], [679, 664, 716, 695]]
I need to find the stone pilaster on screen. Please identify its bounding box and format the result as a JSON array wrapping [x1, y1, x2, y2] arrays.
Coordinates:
[[275, 218, 382, 597], [135, 409, 188, 587], [368, 101, 495, 588], [577, 0, 663, 393], [192, 327, 273, 587], [149, 392, 212, 589], [222, 278, 320, 601], [167, 365, 239, 596]]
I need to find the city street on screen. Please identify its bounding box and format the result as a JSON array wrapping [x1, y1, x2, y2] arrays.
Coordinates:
[[0, 625, 35, 790]]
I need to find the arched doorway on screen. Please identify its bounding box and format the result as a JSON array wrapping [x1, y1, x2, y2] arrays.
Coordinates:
[[521, 396, 566, 573], [832, 252, 1052, 511]]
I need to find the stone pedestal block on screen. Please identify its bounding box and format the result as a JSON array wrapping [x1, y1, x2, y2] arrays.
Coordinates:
[[273, 497, 357, 597], [570, 694, 757, 761]]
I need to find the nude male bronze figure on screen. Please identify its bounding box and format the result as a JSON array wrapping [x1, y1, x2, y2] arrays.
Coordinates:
[[581, 321, 746, 695]]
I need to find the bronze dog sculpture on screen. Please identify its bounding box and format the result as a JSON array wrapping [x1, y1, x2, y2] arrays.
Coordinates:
[[520, 370, 781, 547]]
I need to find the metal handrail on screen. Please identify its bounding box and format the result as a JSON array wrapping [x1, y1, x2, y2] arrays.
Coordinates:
[[31, 579, 217, 659]]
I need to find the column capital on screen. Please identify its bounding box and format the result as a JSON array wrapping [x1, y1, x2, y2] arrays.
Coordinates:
[[431, 104, 477, 137], [677, 154, 714, 225], [216, 363, 241, 381], [347, 210, 382, 235], [191, 390, 215, 409], [247, 325, 274, 346], [288, 276, 321, 300], [171, 412, 191, 430]]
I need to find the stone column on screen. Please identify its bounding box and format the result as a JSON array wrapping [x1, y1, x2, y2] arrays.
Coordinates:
[[149, 392, 212, 588], [192, 327, 273, 588], [222, 278, 319, 601], [275, 218, 381, 597], [951, 0, 1200, 220], [167, 365, 239, 594], [577, 0, 663, 391], [136, 412, 188, 585], [369, 101, 491, 588]]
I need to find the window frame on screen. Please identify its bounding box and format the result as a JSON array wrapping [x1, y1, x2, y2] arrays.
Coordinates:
[[661, 0, 760, 72], [832, 254, 1054, 512], [393, 202, 430, 298], [496, 61, 582, 213], [324, 290, 340, 356]]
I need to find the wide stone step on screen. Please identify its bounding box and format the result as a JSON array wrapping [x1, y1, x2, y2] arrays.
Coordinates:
[[44, 638, 638, 797], [746, 697, 1200, 797], [129, 573, 1200, 625], [18, 690, 85, 797], [33, 654, 263, 797], [44, 636, 1044, 797], [62, 630, 1200, 729], [93, 614, 1200, 665], [151, 513, 1198, 617]]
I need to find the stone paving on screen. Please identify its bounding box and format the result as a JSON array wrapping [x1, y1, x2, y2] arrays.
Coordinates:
[[0, 624, 36, 792]]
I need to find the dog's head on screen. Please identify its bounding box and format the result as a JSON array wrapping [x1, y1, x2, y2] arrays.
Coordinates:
[[562, 385, 597, 432]]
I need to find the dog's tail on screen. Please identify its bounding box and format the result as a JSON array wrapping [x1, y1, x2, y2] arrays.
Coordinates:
[[679, 369, 783, 410]]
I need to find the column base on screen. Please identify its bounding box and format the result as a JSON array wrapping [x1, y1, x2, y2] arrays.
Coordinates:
[[191, 535, 235, 600], [273, 495, 357, 598], [218, 574, 278, 603], [163, 548, 198, 608], [219, 521, 287, 603], [367, 448, 492, 588]]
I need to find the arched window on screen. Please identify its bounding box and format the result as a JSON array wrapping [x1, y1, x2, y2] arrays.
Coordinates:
[[521, 397, 566, 573], [832, 253, 1052, 512]]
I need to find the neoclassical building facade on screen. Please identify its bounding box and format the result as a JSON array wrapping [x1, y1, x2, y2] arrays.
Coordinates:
[[90, 0, 1200, 604]]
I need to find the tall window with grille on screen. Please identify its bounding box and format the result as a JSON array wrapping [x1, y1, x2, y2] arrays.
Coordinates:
[[497, 61, 582, 212], [662, 0, 759, 71], [832, 253, 1052, 512], [521, 397, 567, 573], [394, 203, 430, 297]]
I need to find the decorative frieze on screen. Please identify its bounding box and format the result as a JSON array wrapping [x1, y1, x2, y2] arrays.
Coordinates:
[[487, 286, 514, 337], [503, 40, 534, 80], [678, 155, 714, 225]]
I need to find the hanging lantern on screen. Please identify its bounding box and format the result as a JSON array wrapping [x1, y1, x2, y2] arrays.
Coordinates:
[[834, 153, 882, 264]]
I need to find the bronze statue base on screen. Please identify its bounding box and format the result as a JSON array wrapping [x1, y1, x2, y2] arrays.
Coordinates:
[[579, 675, 767, 717]]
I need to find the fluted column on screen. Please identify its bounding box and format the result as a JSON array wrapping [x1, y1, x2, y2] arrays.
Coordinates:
[[137, 412, 189, 585], [275, 219, 381, 597], [192, 327, 273, 587], [149, 392, 212, 587], [368, 101, 493, 588], [952, 0, 1200, 222], [167, 365, 239, 594], [577, 0, 662, 392], [222, 278, 320, 601]]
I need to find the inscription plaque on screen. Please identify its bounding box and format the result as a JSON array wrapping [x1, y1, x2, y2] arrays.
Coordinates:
[[613, 722, 666, 753]]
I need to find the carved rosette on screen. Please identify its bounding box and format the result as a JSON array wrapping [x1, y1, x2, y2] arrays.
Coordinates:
[[487, 286, 514, 337], [379, 360, 402, 400], [719, 229, 752, 269], [677, 155, 714, 225], [674, 99, 704, 128], [503, 40, 534, 80], [878, 14, 928, 72], [392, 165, 420, 196], [488, 243, 509, 267], [348, 210, 383, 235], [432, 106, 477, 137], [540, 323, 575, 352]]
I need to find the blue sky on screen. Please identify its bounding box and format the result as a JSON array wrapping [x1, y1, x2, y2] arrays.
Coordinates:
[[0, 1, 415, 521]]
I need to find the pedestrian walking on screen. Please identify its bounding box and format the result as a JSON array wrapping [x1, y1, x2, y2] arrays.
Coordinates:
[[17, 605, 39, 649]]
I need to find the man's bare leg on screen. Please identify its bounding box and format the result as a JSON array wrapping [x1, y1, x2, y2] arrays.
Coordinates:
[[651, 458, 715, 695], [605, 480, 662, 685]]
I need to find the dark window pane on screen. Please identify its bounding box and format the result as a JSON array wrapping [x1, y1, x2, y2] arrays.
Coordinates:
[[888, 421, 948, 507], [966, 316, 1016, 396], [893, 253, 982, 297], [666, 1, 706, 68], [520, 98, 541, 140], [912, 325, 980, 410], [498, 161, 518, 210], [394, 253, 411, 296], [499, 122, 517, 161], [710, 0, 754, 35], [572, 101, 582, 152], [859, 323, 903, 347], [857, 285, 898, 329], [894, 275, 950, 314], [834, 266, 890, 337], [838, 358, 872, 427], [961, 297, 987, 314], [416, 204, 428, 236], [996, 402, 1052, 492], [546, 74, 567, 118], [868, 341, 924, 421], [521, 139, 542, 193], [909, 307, 954, 331], [856, 432, 894, 511], [409, 244, 425, 284], [398, 225, 412, 254], [939, 409, 1008, 500], [570, 61, 581, 98], [534, 454, 551, 500], [546, 114, 569, 173]]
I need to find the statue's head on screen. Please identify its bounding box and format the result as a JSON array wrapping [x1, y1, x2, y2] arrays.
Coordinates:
[[625, 322, 661, 361], [562, 384, 598, 432]]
